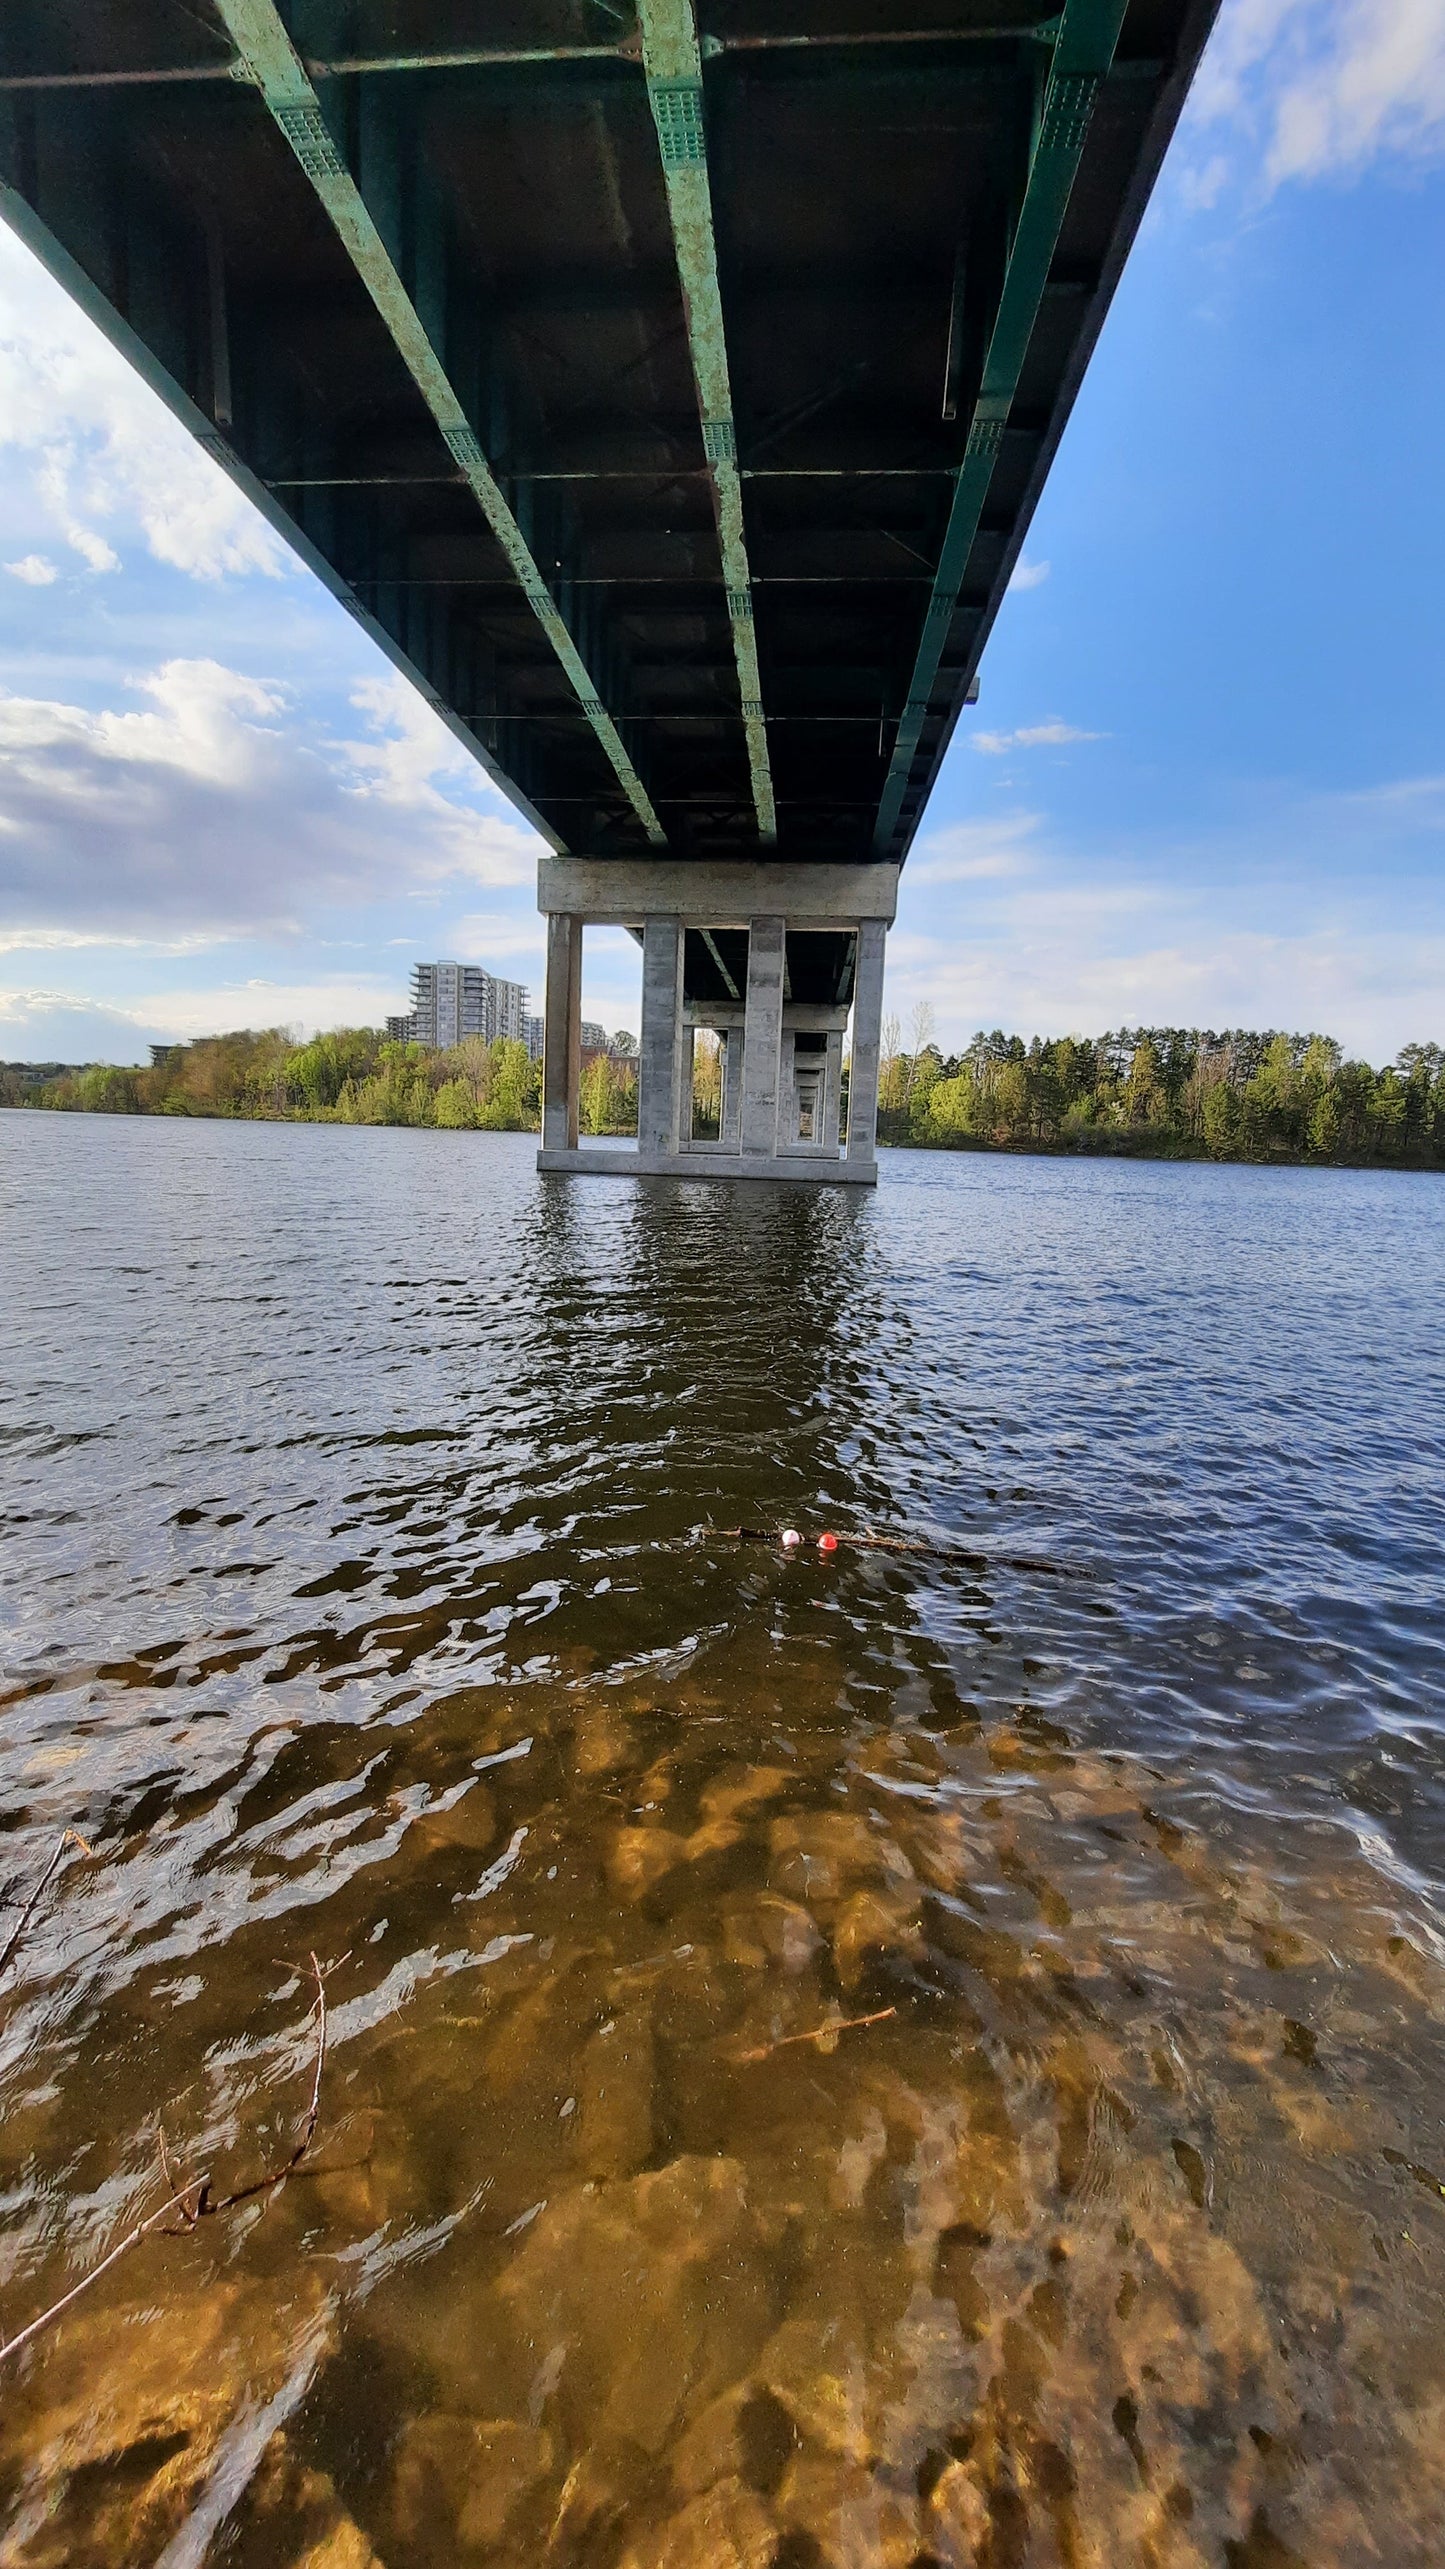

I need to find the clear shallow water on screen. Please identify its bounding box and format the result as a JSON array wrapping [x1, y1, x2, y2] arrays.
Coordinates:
[[0, 1111, 1443, 2568]]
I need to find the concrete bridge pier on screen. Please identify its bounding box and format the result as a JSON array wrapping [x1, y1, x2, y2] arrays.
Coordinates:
[[535, 860, 897, 1186]]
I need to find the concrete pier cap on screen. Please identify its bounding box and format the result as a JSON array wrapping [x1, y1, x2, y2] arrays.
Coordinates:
[[536, 857, 898, 1185]]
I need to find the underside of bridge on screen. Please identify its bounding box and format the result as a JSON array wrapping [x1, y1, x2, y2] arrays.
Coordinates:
[[0, 0, 1216, 1180]]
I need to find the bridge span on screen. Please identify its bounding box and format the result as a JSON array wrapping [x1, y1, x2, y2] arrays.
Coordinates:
[[0, 0, 1215, 1180]]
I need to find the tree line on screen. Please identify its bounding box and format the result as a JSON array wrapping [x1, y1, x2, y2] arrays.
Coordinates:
[[7, 1020, 1443, 1168], [5, 1026, 643, 1135], [877, 1019, 1445, 1166]]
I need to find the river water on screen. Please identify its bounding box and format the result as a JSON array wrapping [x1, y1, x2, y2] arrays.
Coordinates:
[[1, 1112, 1443, 2569]]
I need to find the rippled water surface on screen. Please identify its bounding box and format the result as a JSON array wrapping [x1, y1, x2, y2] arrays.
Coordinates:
[[2, 1112, 1444, 2569]]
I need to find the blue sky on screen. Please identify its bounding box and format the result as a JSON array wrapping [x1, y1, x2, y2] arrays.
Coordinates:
[[2, 0, 1443, 1065]]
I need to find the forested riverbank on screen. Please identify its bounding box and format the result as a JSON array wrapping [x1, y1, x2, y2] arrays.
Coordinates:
[[880, 1025, 1445, 1167], [6, 1021, 1443, 1168], [5, 1027, 553, 1130]]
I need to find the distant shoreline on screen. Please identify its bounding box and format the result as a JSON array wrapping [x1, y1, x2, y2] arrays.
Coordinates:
[[4, 1104, 1439, 1179], [5, 1021, 1442, 1176]]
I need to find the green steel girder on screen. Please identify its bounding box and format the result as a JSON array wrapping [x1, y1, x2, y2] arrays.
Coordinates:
[[0, 162, 562, 847], [637, 0, 777, 846], [872, 0, 1130, 854], [211, 0, 666, 848]]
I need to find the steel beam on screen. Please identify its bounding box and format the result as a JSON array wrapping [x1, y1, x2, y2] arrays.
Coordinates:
[[0, 173, 560, 851], [873, 0, 1128, 853], [638, 0, 776, 844], [0, 26, 1061, 87], [212, 0, 665, 847]]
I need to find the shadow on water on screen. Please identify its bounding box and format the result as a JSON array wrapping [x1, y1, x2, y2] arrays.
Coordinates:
[[0, 1117, 1443, 2565]]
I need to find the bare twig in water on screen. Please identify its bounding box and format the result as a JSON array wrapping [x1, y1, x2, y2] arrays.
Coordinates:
[[736, 2005, 895, 2063], [155, 2119, 196, 2229], [160, 1951, 342, 2226], [0, 2181, 202, 2365], [0, 1830, 93, 1978], [0, 1951, 346, 2363]]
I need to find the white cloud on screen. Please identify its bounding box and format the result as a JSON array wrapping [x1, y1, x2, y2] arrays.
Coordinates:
[[911, 812, 1041, 883], [0, 990, 173, 1065], [4, 554, 56, 587], [445, 910, 547, 964], [886, 917, 1445, 1061], [1184, 0, 1445, 194], [971, 720, 1105, 757], [1007, 555, 1051, 592], [0, 222, 287, 582], [125, 975, 408, 1041], [891, 772, 1445, 1060], [0, 656, 543, 942], [0, 925, 215, 957]]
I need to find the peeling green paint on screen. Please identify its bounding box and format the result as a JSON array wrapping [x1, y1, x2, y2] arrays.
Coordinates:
[[639, 0, 777, 845]]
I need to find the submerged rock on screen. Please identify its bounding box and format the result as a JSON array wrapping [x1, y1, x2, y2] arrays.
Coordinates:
[[496, 2157, 775, 2456], [572, 2007, 656, 2180], [774, 2453, 920, 2568], [607, 1825, 693, 1903], [668, 2382, 798, 2503], [618, 2475, 775, 2569], [923, 2455, 991, 2565], [294, 2522, 387, 2569], [0, 2273, 334, 2568], [235, 2437, 389, 2569], [720, 1893, 820, 1976], [696, 1767, 794, 1834], [830, 1885, 923, 1990], [767, 1813, 913, 1921], [388, 2413, 553, 2559]]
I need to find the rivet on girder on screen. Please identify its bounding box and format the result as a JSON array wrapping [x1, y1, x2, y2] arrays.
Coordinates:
[[443, 422, 486, 471], [926, 591, 960, 623], [726, 588, 754, 620], [649, 79, 706, 168], [965, 416, 1005, 466], [273, 100, 346, 181], [1039, 72, 1100, 153], [741, 699, 764, 718], [702, 416, 736, 463]]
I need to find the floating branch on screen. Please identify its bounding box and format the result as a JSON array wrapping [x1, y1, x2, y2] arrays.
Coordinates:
[[0, 2182, 202, 2365], [0, 1951, 345, 2364], [0, 1829, 93, 1979], [160, 1951, 341, 2228], [736, 2006, 895, 2063]]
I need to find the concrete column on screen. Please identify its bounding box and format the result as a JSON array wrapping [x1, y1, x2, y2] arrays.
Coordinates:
[[720, 1027, 742, 1148], [638, 914, 685, 1156], [845, 917, 886, 1168], [740, 916, 786, 1157], [542, 912, 582, 1150], [778, 1028, 798, 1147], [823, 1030, 844, 1154]]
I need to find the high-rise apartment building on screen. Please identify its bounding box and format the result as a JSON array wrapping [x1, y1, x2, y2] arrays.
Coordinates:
[[405, 961, 530, 1051]]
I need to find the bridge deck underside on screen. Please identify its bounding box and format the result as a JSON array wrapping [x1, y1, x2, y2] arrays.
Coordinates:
[[0, 0, 1213, 866]]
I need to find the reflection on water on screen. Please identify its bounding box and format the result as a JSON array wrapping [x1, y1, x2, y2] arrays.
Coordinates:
[[1, 1115, 1443, 2567]]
